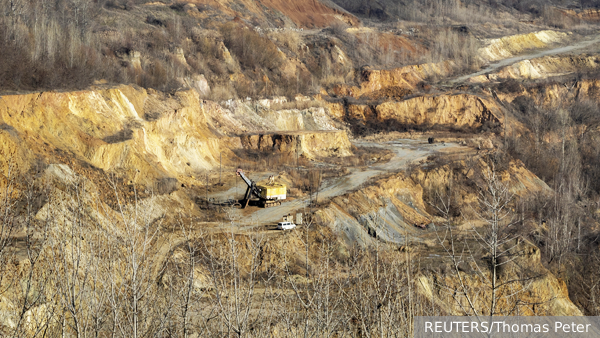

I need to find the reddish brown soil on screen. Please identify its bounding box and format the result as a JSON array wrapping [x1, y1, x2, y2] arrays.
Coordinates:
[[190, 0, 358, 27], [259, 0, 357, 27], [359, 32, 420, 54]]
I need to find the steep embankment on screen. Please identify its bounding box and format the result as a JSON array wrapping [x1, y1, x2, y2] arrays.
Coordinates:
[[332, 61, 458, 98], [410, 158, 552, 211], [330, 31, 593, 136], [240, 131, 352, 158], [452, 32, 600, 84], [470, 54, 600, 82], [317, 156, 551, 247], [479, 30, 569, 62], [341, 93, 501, 134], [418, 239, 582, 316], [330, 30, 569, 99], [494, 78, 600, 106], [0, 86, 221, 186], [0, 86, 351, 189], [206, 98, 340, 133]]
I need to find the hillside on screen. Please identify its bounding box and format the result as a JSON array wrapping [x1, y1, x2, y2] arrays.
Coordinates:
[[2, 0, 600, 336]]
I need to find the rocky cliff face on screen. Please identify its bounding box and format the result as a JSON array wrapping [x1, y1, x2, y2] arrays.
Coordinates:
[[341, 93, 501, 134], [0, 86, 221, 186], [0, 85, 352, 189], [239, 130, 352, 158], [208, 99, 340, 134]]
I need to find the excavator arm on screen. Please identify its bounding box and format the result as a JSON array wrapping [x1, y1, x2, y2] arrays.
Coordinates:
[[236, 168, 260, 208], [236, 168, 253, 187]]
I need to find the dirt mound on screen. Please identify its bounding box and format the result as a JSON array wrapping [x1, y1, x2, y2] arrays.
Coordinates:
[[315, 172, 431, 246]]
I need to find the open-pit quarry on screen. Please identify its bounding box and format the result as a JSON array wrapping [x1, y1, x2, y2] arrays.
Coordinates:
[[3, 1, 600, 335]]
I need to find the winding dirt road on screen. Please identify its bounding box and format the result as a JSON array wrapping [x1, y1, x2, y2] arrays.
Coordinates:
[[450, 34, 600, 84], [247, 139, 471, 225]]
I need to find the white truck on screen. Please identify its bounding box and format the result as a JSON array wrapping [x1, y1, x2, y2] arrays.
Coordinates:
[[277, 221, 296, 230]]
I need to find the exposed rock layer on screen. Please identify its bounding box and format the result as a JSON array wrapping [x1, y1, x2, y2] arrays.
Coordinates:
[[0, 86, 350, 188], [342, 94, 501, 133], [239, 131, 352, 158]]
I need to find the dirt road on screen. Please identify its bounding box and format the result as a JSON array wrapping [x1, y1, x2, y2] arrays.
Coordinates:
[[450, 34, 600, 84], [249, 139, 471, 225]]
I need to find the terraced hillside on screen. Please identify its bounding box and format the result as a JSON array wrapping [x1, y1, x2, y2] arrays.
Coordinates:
[[2, 0, 600, 336]]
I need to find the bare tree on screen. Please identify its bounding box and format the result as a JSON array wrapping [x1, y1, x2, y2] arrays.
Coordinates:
[[279, 220, 348, 337], [432, 162, 545, 317], [47, 176, 114, 338], [198, 211, 275, 337], [5, 172, 56, 337], [0, 150, 19, 298], [102, 181, 168, 338]]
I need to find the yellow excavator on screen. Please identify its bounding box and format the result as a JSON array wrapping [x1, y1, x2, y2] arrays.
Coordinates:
[[236, 168, 286, 208]]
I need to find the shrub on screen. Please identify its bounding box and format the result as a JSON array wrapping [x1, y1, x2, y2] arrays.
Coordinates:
[[269, 30, 302, 54], [146, 15, 166, 27], [220, 23, 283, 71], [155, 177, 178, 194], [209, 83, 236, 101], [104, 0, 135, 10], [103, 129, 134, 144], [169, 2, 188, 12]]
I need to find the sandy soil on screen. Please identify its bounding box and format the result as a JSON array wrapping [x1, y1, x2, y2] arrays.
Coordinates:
[[450, 33, 600, 84], [246, 139, 472, 225]]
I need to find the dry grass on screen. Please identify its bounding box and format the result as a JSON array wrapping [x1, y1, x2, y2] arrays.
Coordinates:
[[320, 74, 346, 87], [269, 30, 302, 54], [269, 100, 325, 111], [209, 83, 236, 101]]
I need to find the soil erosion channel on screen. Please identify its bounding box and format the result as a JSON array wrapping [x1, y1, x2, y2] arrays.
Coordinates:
[[231, 139, 471, 229]]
